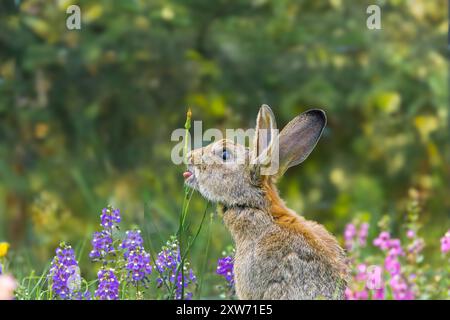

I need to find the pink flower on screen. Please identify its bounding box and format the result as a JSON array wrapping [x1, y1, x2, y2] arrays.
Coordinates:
[[388, 247, 403, 258], [408, 239, 424, 254], [440, 230, 450, 254], [406, 230, 415, 239], [389, 275, 414, 300], [344, 224, 356, 250], [345, 287, 355, 300], [372, 288, 385, 300], [356, 263, 367, 281], [385, 255, 401, 276], [388, 239, 404, 255], [373, 231, 391, 250], [355, 289, 368, 300], [358, 223, 369, 246], [0, 275, 17, 300]]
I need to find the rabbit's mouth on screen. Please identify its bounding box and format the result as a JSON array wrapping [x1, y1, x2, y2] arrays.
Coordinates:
[[183, 170, 193, 180], [183, 168, 197, 188]]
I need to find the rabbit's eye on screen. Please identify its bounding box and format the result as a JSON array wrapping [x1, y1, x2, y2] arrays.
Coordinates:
[[222, 149, 231, 161]]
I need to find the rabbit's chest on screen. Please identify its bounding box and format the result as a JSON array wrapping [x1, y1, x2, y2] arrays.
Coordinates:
[[233, 241, 270, 299], [234, 246, 261, 299], [223, 209, 282, 299]]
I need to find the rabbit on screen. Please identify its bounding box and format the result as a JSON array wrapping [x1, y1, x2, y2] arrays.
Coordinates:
[[183, 105, 348, 300]]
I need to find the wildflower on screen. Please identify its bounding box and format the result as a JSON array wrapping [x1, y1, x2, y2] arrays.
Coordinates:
[[216, 255, 234, 287], [373, 231, 391, 250], [188, 269, 197, 283], [155, 237, 196, 300], [173, 271, 196, 300], [384, 254, 401, 276], [89, 231, 114, 261], [119, 229, 152, 286], [355, 263, 367, 281], [358, 223, 369, 246], [125, 247, 152, 286], [406, 229, 415, 239], [388, 239, 404, 256], [346, 288, 369, 300], [440, 230, 450, 254], [389, 275, 414, 300], [407, 238, 425, 255], [354, 289, 368, 300], [0, 263, 2, 275], [344, 223, 356, 250], [48, 243, 86, 300], [372, 287, 385, 300], [95, 268, 120, 300], [100, 206, 121, 229], [0, 274, 17, 300], [120, 230, 144, 254], [380, 238, 405, 277], [0, 242, 10, 258], [344, 287, 354, 300]]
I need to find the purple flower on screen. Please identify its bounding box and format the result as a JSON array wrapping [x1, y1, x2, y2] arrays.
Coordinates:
[[119, 229, 152, 286], [0, 263, 2, 275], [216, 255, 234, 287], [125, 247, 152, 285], [155, 237, 196, 300], [440, 230, 450, 254], [189, 269, 197, 283], [95, 268, 120, 300], [100, 207, 121, 229], [120, 230, 144, 254], [48, 243, 88, 300], [89, 206, 122, 262], [89, 231, 114, 261]]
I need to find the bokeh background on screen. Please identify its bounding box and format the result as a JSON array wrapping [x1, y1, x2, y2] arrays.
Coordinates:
[[0, 0, 448, 298]]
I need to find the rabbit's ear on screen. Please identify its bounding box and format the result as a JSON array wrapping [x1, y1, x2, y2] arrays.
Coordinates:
[[251, 105, 278, 169], [277, 109, 326, 177]]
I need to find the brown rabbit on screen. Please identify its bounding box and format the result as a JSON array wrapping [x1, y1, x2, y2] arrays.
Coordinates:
[[184, 105, 348, 299]]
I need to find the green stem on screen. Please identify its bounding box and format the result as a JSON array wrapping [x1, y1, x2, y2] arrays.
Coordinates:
[[197, 212, 213, 298]]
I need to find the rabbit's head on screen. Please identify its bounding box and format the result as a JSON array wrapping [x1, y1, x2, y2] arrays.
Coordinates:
[[184, 105, 326, 208]]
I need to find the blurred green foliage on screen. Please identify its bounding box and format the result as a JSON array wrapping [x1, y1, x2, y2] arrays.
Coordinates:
[[0, 0, 448, 298]]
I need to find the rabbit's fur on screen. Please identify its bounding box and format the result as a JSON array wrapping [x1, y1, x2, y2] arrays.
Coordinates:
[[185, 105, 348, 299]]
